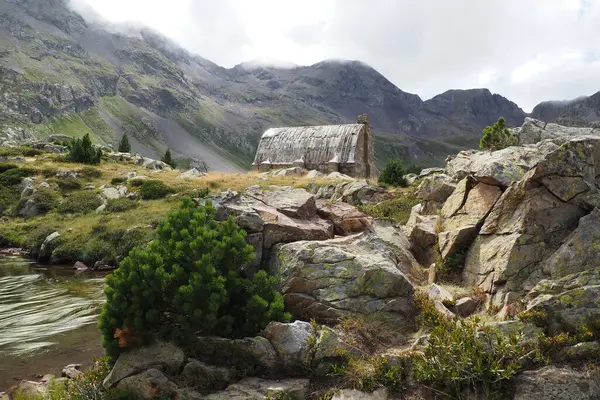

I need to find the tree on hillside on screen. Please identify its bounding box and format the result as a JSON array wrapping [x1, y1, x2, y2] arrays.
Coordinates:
[[118, 133, 131, 153], [480, 117, 518, 151], [68, 133, 102, 165], [378, 157, 408, 187], [161, 148, 176, 169], [98, 199, 290, 359]]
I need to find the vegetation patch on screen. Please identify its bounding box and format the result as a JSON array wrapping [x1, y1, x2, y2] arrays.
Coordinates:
[[359, 192, 419, 225], [138, 180, 175, 200], [378, 158, 408, 187], [99, 199, 290, 360], [106, 198, 138, 213], [57, 191, 103, 214]]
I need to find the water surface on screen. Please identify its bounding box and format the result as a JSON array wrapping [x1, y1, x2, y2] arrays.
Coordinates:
[[0, 254, 106, 390]]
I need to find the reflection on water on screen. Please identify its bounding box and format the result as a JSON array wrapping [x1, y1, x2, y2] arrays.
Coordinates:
[[0, 254, 106, 390]]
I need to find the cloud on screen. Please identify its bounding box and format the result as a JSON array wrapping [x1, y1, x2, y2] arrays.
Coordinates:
[[76, 0, 600, 111]]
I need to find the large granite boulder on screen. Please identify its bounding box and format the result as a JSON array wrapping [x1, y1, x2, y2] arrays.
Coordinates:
[[189, 336, 279, 372], [269, 221, 420, 321], [103, 341, 185, 389], [512, 366, 600, 400], [181, 359, 233, 391], [407, 214, 439, 266], [315, 180, 393, 206]]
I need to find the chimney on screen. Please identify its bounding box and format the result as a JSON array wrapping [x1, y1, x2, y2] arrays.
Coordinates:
[[357, 114, 370, 125]]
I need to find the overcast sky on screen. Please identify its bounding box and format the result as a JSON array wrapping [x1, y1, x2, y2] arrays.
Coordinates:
[[73, 0, 600, 112]]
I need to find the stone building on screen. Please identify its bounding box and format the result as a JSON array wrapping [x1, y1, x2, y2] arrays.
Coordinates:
[[252, 115, 378, 178]]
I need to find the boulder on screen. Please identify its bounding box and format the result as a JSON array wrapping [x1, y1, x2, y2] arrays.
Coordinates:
[[271, 167, 304, 177], [419, 167, 445, 178], [327, 172, 354, 181], [181, 359, 233, 391], [17, 198, 41, 218], [439, 181, 502, 260], [136, 157, 173, 171], [20, 177, 35, 198], [103, 341, 185, 388], [512, 366, 600, 400], [8, 381, 46, 398], [428, 284, 454, 305], [95, 204, 106, 213], [313, 326, 361, 366], [204, 377, 310, 400], [415, 174, 456, 203], [264, 321, 315, 370], [121, 171, 137, 180], [270, 224, 418, 321], [102, 187, 121, 200], [525, 285, 600, 335], [407, 214, 439, 266], [247, 187, 317, 219], [61, 364, 82, 379], [316, 200, 372, 235], [189, 336, 279, 372], [178, 168, 206, 179], [306, 170, 325, 179], [541, 208, 600, 280], [72, 261, 89, 271], [116, 369, 178, 400], [38, 231, 60, 262], [454, 297, 478, 317], [332, 388, 389, 400], [403, 173, 418, 185]]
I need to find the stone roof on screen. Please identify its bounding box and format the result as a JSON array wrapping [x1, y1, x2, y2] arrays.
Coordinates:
[[252, 124, 364, 166]]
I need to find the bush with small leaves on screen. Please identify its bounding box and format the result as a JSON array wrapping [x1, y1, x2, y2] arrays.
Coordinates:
[[138, 180, 174, 200], [480, 117, 518, 151], [14, 188, 59, 217], [56, 176, 82, 191], [110, 177, 127, 185], [58, 191, 103, 214], [378, 158, 408, 187], [99, 198, 290, 360], [106, 198, 138, 213], [80, 166, 102, 178]]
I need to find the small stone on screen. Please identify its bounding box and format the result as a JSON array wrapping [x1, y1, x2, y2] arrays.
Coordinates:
[[454, 297, 478, 317], [428, 284, 454, 305], [95, 204, 106, 213], [73, 261, 89, 271], [332, 388, 389, 400], [62, 364, 82, 379]]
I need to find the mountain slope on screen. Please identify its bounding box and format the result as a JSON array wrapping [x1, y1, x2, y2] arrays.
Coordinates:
[[0, 0, 527, 171], [531, 91, 600, 127]]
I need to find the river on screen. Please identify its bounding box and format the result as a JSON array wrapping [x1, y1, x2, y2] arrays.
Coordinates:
[[0, 254, 106, 391]]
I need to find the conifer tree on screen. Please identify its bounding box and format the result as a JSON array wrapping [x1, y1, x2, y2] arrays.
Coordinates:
[[161, 148, 176, 169], [480, 117, 518, 151], [118, 132, 131, 153], [68, 133, 102, 165], [99, 199, 290, 359], [378, 157, 408, 187]]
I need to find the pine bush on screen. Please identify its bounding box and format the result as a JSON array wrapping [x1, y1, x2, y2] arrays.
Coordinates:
[[117, 133, 131, 153], [68, 134, 102, 165], [480, 117, 518, 151], [378, 158, 408, 187], [99, 198, 290, 359], [138, 180, 174, 200]]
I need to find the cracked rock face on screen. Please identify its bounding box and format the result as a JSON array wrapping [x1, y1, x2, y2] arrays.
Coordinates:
[[269, 221, 419, 322]]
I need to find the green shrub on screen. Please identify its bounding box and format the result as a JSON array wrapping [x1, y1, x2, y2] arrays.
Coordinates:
[[14, 188, 59, 216], [80, 166, 102, 178], [99, 199, 290, 360], [138, 180, 174, 200], [0, 146, 42, 157], [56, 176, 82, 191], [68, 134, 102, 165], [359, 193, 419, 225], [106, 198, 138, 212], [111, 177, 127, 185], [117, 133, 131, 153], [480, 117, 518, 151], [42, 167, 59, 178], [0, 163, 17, 173], [378, 158, 408, 187], [437, 245, 469, 283], [330, 352, 405, 392], [0, 167, 37, 187], [58, 191, 102, 214], [129, 178, 146, 187], [414, 317, 532, 398]]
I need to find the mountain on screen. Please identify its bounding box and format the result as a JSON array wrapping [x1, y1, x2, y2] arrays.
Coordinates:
[[0, 0, 528, 170], [531, 91, 600, 127]]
